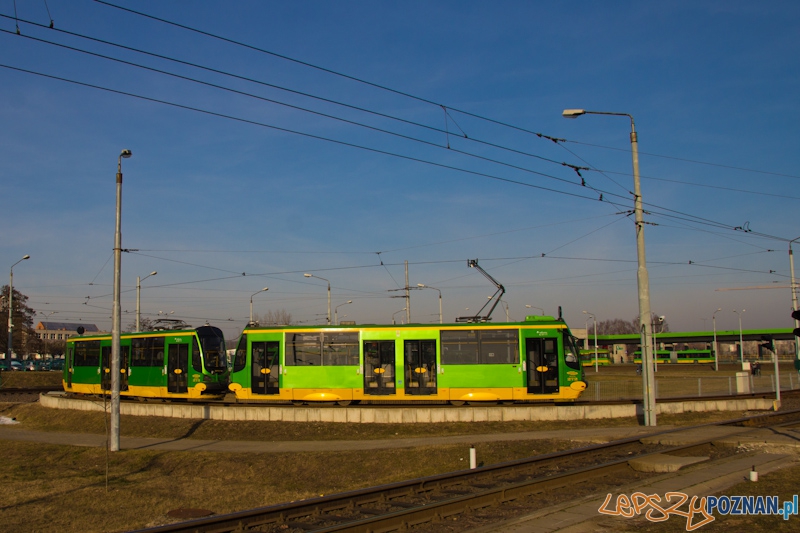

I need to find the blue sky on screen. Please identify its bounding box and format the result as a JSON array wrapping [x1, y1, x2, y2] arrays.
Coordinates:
[[2, 1, 799, 341]]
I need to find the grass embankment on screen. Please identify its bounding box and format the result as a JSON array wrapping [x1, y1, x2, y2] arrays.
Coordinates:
[[0, 370, 62, 388]]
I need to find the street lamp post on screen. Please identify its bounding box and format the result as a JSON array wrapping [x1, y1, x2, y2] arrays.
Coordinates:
[[416, 284, 443, 324], [334, 300, 352, 325], [6, 255, 30, 362], [583, 310, 598, 372], [652, 315, 665, 372], [563, 108, 655, 426], [712, 308, 722, 371], [304, 273, 331, 325], [733, 309, 745, 364], [790, 237, 800, 362], [525, 304, 544, 316], [249, 288, 269, 324], [392, 308, 407, 325], [111, 148, 132, 452], [135, 271, 157, 332]]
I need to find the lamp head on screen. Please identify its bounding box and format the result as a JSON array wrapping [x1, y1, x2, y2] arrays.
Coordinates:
[[562, 109, 586, 118], [150, 271, 158, 276], [304, 273, 312, 278], [22, 255, 30, 260], [120, 149, 132, 158]]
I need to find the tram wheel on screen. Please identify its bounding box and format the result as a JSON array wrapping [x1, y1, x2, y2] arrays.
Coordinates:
[[336, 400, 352, 406], [291, 400, 305, 406], [449, 400, 466, 406]]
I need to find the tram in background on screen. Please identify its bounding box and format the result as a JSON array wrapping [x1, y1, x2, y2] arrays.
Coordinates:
[[633, 348, 715, 364], [579, 348, 611, 366], [63, 320, 229, 399], [228, 315, 587, 405]]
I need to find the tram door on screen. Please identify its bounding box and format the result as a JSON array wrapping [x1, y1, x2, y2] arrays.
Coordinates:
[[101, 346, 129, 392], [167, 343, 189, 393], [404, 340, 437, 395], [251, 341, 280, 395], [525, 338, 559, 394], [363, 340, 396, 395], [66, 346, 73, 388]]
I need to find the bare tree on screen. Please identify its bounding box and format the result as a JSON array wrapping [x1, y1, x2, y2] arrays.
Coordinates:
[[254, 309, 293, 326], [125, 317, 157, 332], [597, 314, 670, 335]]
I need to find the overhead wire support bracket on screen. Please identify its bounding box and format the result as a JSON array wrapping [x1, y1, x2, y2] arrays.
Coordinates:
[[455, 259, 505, 323]]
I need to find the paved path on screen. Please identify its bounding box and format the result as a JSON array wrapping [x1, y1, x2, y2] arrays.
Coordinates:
[[0, 424, 672, 453]]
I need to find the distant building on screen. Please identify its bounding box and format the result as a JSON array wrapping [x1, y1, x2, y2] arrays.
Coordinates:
[[35, 322, 103, 342]]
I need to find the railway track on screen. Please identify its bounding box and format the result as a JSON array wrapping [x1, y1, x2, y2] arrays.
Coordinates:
[[127, 409, 800, 533]]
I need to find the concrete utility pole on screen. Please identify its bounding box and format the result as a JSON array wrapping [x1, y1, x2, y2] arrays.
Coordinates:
[[111, 149, 132, 452], [563, 109, 656, 426]]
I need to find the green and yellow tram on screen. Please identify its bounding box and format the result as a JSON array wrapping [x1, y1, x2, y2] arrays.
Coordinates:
[[229, 315, 587, 405], [63, 323, 229, 399]]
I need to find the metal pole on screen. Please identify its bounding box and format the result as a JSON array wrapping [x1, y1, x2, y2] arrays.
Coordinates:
[[111, 149, 131, 452], [405, 261, 410, 324], [7, 255, 29, 362], [790, 238, 800, 362], [250, 288, 269, 324], [136, 276, 141, 332], [304, 274, 330, 325], [326, 281, 331, 326], [335, 300, 352, 325], [734, 309, 745, 364], [136, 271, 157, 332], [438, 290, 442, 324], [712, 308, 721, 371], [593, 316, 598, 373]]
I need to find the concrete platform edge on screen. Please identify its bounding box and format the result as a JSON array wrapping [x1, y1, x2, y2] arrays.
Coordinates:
[[39, 393, 774, 424]]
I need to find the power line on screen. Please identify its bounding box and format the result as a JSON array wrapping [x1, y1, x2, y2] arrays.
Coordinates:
[[93, 1, 797, 182]]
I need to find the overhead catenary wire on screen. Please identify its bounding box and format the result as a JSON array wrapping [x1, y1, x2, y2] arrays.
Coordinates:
[[1, 15, 790, 236], [92, 1, 799, 182]]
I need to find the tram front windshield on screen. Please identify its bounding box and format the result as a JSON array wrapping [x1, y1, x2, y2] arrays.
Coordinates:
[[563, 333, 582, 370], [197, 326, 227, 373]]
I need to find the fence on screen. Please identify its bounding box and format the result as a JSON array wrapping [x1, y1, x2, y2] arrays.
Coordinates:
[[585, 372, 800, 402]]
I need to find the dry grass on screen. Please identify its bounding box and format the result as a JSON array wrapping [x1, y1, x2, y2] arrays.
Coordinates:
[[0, 370, 62, 388], [0, 436, 577, 533]]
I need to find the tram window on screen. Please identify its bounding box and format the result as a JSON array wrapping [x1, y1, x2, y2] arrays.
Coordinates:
[[191, 338, 202, 372], [233, 334, 247, 372], [288, 333, 322, 366], [131, 337, 165, 366], [479, 329, 519, 364], [563, 334, 582, 370], [441, 329, 519, 364], [322, 332, 359, 366], [441, 330, 479, 364], [74, 341, 101, 367], [199, 330, 227, 372]]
